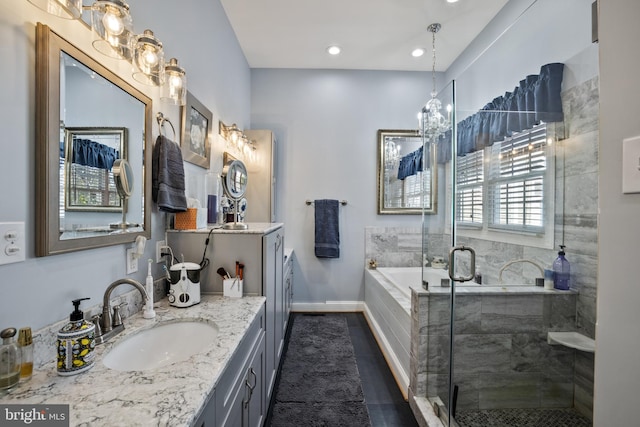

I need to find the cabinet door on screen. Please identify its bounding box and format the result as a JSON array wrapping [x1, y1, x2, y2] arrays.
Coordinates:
[[263, 229, 284, 402], [244, 334, 265, 427]]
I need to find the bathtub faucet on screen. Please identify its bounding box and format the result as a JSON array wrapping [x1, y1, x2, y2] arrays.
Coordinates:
[[498, 259, 544, 284]]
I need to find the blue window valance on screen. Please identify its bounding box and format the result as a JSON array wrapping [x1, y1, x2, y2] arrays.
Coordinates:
[[397, 145, 431, 180], [69, 138, 120, 170], [436, 62, 564, 163]]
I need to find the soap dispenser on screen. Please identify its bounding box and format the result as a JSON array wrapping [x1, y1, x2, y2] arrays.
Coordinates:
[[56, 298, 96, 376], [552, 245, 571, 290], [0, 327, 21, 390]]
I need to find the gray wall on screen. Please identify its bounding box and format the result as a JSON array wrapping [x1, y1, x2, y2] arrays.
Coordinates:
[[594, 1, 640, 425], [251, 69, 444, 306], [0, 0, 249, 330]]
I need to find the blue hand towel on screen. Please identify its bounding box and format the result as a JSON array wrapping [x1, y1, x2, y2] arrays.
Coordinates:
[[314, 199, 340, 258], [152, 135, 187, 212]]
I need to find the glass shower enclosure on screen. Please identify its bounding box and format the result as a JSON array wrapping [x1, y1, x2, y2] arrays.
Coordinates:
[[419, 1, 598, 425]]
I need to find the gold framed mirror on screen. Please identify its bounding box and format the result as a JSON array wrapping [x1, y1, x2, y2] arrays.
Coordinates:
[[35, 23, 152, 256], [377, 129, 438, 215]]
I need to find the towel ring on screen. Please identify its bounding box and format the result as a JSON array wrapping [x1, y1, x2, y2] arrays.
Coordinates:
[[306, 200, 347, 206], [156, 112, 177, 140]]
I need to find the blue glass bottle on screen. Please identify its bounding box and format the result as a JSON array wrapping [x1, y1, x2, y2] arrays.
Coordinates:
[[553, 245, 570, 290]]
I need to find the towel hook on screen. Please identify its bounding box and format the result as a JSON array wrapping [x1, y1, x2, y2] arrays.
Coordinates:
[[156, 112, 177, 140]]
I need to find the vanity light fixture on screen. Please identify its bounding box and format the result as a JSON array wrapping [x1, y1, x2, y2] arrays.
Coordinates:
[[421, 23, 451, 142], [327, 45, 341, 55], [219, 121, 242, 145], [161, 58, 187, 105], [27, 0, 82, 19], [132, 29, 165, 86], [90, 0, 134, 60]]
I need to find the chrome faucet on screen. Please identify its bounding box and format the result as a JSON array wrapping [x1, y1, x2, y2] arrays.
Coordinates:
[[498, 259, 545, 284], [95, 278, 148, 344]]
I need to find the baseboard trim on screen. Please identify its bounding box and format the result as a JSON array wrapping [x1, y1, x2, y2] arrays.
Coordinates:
[[362, 304, 410, 400], [291, 301, 365, 312]]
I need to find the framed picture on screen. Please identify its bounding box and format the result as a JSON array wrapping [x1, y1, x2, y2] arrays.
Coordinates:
[[181, 91, 212, 168]]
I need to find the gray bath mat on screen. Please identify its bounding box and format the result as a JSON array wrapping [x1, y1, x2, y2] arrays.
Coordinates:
[[270, 314, 371, 426]]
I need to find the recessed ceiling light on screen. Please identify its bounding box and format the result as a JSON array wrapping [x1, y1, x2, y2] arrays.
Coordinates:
[[327, 45, 341, 55], [447, 0, 460, 3], [411, 48, 425, 58]]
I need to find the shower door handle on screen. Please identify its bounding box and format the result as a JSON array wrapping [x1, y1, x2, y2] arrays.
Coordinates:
[[448, 246, 476, 282]]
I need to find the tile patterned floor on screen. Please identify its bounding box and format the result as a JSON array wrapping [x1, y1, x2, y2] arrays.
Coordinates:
[[454, 407, 592, 427]]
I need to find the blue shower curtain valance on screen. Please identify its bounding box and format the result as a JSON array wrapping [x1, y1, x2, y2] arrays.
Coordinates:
[[437, 62, 564, 163]]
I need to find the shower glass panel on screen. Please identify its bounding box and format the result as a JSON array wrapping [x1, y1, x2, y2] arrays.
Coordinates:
[[421, 0, 599, 426]]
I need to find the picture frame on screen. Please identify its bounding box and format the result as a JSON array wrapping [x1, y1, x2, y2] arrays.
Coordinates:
[[181, 91, 212, 168]]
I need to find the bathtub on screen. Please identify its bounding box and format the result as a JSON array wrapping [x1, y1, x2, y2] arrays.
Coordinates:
[[364, 266, 554, 399]]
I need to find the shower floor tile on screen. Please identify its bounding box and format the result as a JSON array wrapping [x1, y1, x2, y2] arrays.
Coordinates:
[[454, 407, 592, 427]]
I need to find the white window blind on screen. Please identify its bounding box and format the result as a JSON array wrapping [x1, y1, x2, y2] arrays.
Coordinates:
[[487, 124, 548, 233], [456, 150, 484, 226]]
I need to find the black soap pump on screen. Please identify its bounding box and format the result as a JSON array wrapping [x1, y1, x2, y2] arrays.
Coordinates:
[[552, 245, 571, 290], [56, 298, 96, 376]]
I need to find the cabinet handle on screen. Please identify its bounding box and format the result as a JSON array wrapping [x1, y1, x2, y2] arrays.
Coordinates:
[[243, 367, 257, 409], [246, 367, 257, 392], [275, 234, 283, 251]]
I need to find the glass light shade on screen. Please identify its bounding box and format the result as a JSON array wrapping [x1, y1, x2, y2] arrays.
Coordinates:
[[27, 0, 82, 19], [132, 30, 165, 86], [91, 0, 133, 60], [161, 58, 187, 105]]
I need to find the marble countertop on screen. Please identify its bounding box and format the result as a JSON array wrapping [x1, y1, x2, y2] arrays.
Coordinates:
[[0, 295, 266, 426], [167, 222, 283, 235]]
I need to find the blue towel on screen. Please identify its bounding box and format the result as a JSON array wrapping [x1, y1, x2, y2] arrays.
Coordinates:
[[152, 135, 187, 212], [314, 199, 340, 258]]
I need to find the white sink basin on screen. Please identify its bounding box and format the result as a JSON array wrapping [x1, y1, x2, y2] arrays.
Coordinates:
[[103, 321, 218, 371]]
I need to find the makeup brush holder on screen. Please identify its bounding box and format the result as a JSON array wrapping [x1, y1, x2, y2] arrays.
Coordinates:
[[223, 278, 243, 298]]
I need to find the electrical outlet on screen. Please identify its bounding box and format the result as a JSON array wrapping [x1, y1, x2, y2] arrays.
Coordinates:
[[0, 222, 25, 266], [156, 240, 166, 263], [126, 248, 138, 274]]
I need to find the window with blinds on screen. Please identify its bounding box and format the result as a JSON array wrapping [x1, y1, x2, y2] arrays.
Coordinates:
[[455, 123, 550, 236], [456, 150, 484, 226], [487, 124, 548, 233]]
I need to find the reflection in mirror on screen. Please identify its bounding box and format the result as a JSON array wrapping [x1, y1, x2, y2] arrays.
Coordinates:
[[377, 129, 437, 214], [36, 23, 152, 256], [63, 127, 126, 213], [111, 159, 137, 230]]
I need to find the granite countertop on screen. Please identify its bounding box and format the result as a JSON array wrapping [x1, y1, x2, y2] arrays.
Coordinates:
[[167, 222, 284, 235], [0, 295, 266, 426]]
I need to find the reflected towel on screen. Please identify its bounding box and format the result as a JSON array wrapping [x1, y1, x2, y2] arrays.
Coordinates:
[[152, 135, 187, 212], [314, 199, 340, 258]]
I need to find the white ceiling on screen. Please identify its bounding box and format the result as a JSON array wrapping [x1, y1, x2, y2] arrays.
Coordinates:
[[220, 0, 509, 72]]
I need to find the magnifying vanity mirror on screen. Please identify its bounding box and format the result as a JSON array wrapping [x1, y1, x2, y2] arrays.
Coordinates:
[[377, 129, 438, 215], [221, 158, 248, 230], [35, 23, 152, 256]]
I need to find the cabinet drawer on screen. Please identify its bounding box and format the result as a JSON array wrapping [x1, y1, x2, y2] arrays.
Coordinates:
[[216, 304, 265, 426]]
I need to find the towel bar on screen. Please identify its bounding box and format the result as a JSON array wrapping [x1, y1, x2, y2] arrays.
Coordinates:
[[305, 200, 347, 206]]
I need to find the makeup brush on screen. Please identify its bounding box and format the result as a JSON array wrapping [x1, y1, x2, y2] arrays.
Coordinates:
[[217, 267, 230, 280]]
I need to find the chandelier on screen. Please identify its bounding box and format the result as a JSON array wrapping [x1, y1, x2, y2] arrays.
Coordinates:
[[420, 23, 451, 142]]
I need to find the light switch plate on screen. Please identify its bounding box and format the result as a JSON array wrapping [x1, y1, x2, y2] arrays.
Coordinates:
[[126, 248, 138, 274], [622, 136, 640, 193], [0, 222, 26, 265]]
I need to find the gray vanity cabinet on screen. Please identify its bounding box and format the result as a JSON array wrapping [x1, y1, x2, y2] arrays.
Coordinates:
[[167, 224, 287, 421]]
